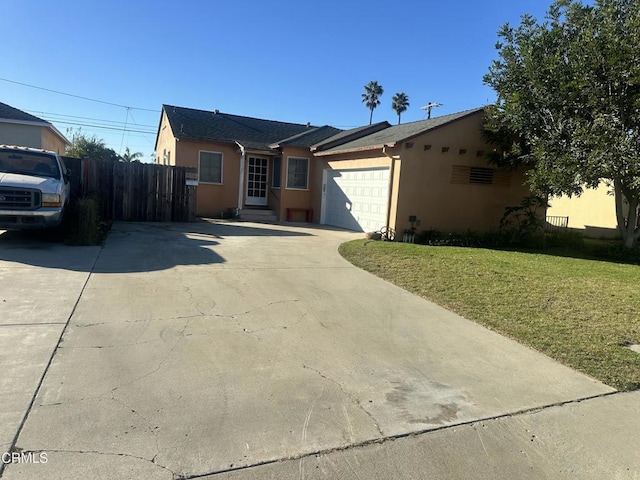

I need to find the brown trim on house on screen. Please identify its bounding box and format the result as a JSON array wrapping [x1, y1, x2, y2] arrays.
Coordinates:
[[313, 143, 394, 157]]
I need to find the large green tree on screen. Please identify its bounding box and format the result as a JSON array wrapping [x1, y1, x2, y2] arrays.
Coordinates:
[[484, 0, 640, 247], [66, 131, 121, 162], [362, 80, 384, 125], [391, 92, 410, 124]]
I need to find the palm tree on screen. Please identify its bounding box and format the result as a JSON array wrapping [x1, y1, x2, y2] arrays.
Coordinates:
[[391, 92, 410, 124], [362, 81, 384, 125], [121, 147, 143, 163]]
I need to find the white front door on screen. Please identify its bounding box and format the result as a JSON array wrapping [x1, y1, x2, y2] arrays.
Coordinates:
[[246, 157, 269, 206]]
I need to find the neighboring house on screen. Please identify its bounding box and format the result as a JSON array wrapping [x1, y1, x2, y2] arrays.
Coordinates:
[[0, 102, 70, 154], [547, 184, 619, 238], [155, 105, 533, 234]]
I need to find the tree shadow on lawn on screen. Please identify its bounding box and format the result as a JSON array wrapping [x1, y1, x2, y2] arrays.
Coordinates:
[[0, 219, 315, 273], [493, 242, 640, 267]]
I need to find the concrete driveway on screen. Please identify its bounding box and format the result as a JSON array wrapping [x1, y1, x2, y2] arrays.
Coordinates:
[[0, 230, 100, 457], [1, 221, 636, 479]]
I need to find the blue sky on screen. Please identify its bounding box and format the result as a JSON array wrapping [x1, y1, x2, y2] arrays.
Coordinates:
[[3, 0, 553, 162]]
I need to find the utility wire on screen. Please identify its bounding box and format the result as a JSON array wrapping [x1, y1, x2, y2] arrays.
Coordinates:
[[0, 77, 159, 112], [26, 109, 157, 128], [52, 120, 156, 134], [128, 110, 157, 148]]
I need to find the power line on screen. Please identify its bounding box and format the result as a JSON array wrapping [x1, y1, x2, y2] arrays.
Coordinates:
[[0, 77, 160, 113], [25, 109, 157, 129], [127, 110, 156, 148], [53, 119, 156, 134]]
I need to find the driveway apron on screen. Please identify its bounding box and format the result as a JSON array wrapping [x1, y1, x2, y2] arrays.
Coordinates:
[[1, 221, 613, 479]]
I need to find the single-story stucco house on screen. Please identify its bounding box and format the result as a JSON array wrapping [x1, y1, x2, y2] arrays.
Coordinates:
[[155, 105, 532, 235], [0, 102, 70, 154]]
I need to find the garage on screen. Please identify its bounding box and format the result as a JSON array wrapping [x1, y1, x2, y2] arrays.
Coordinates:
[[322, 167, 390, 232]]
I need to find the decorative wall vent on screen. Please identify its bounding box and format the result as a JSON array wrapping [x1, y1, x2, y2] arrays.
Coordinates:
[[450, 165, 510, 186]]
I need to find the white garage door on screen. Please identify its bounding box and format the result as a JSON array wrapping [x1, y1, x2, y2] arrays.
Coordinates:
[[323, 167, 390, 232]]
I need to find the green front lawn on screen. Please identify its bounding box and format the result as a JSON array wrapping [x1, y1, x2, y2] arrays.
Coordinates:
[[339, 240, 640, 391]]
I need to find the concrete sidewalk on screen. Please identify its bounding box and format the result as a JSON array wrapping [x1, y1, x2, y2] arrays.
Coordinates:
[[0, 230, 101, 458], [1, 221, 635, 479], [211, 391, 640, 480]]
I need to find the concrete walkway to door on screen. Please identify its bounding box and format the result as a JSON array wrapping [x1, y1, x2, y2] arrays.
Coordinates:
[[2, 220, 636, 480]]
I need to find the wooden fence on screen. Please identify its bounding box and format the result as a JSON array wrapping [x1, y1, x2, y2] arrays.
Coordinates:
[[65, 157, 197, 222]]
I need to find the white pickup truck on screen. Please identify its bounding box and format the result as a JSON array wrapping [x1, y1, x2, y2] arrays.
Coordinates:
[[0, 145, 71, 229]]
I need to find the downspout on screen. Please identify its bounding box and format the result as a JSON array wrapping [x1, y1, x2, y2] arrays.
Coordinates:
[[382, 145, 398, 231], [236, 142, 245, 216]]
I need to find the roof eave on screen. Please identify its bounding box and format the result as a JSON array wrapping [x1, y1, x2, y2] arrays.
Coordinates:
[[314, 143, 395, 157], [48, 123, 71, 147]]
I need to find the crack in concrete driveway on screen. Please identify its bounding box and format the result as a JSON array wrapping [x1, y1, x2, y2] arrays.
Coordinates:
[[1, 221, 617, 479]]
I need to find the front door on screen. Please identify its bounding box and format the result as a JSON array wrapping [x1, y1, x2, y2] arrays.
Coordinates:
[[246, 157, 269, 206]]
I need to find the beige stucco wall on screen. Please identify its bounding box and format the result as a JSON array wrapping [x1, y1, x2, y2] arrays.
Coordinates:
[[393, 111, 532, 234], [155, 111, 177, 166], [40, 127, 68, 154], [278, 146, 315, 221], [547, 182, 618, 238], [0, 123, 42, 148], [175, 139, 241, 217]]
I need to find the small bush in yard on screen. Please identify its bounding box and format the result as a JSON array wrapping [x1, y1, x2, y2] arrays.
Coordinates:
[[415, 229, 508, 248], [588, 242, 640, 264], [64, 197, 102, 245]]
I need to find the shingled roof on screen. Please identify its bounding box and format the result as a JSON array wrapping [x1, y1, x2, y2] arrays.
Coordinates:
[[0, 101, 70, 147], [311, 121, 391, 152], [314, 108, 484, 156], [162, 105, 341, 153], [0, 102, 50, 124]]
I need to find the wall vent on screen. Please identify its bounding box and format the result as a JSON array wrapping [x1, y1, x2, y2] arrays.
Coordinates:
[[450, 165, 510, 186]]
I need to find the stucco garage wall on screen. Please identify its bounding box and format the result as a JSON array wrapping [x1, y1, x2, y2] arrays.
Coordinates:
[[394, 112, 532, 234]]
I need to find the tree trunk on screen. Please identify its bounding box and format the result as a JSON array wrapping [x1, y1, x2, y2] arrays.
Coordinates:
[[615, 180, 640, 249], [623, 194, 639, 249], [614, 179, 626, 238], [623, 235, 635, 248], [369, 108, 373, 125]]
